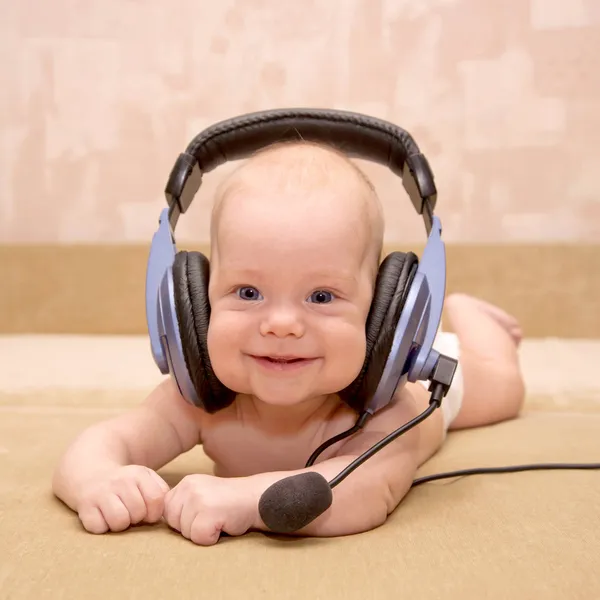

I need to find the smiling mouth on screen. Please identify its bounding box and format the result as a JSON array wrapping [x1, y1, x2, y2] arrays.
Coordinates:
[[249, 355, 318, 371]]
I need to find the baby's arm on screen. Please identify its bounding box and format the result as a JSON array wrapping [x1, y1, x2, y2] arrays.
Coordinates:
[[52, 378, 201, 525], [250, 383, 444, 537]]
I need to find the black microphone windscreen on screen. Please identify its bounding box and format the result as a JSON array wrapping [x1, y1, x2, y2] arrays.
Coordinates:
[[258, 471, 333, 533]]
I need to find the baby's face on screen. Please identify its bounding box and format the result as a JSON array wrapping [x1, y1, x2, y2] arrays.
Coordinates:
[[206, 183, 376, 409]]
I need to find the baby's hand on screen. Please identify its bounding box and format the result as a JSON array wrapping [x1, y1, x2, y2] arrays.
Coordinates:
[[76, 465, 170, 534], [163, 474, 257, 546]]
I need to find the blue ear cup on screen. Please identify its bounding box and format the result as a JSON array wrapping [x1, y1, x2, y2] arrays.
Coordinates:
[[338, 251, 419, 413], [145, 209, 234, 412], [170, 251, 235, 412], [339, 214, 448, 414]]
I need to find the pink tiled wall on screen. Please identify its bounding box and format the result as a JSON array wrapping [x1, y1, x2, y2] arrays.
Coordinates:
[[0, 0, 598, 244]]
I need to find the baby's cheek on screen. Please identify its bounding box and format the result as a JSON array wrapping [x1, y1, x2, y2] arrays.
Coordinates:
[[206, 315, 245, 389], [328, 325, 367, 386]]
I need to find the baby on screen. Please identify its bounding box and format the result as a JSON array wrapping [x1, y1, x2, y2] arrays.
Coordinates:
[[52, 141, 525, 546]]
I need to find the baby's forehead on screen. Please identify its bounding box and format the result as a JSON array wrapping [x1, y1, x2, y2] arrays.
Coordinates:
[[210, 141, 384, 270], [215, 190, 365, 259], [214, 142, 375, 221], [213, 220, 368, 290]]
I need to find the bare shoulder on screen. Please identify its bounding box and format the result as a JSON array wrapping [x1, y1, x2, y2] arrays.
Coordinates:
[[142, 377, 198, 414], [332, 383, 444, 466], [137, 377, 205, 450]]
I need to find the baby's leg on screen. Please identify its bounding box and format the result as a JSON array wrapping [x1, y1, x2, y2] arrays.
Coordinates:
[[443, 293, 526, 430]]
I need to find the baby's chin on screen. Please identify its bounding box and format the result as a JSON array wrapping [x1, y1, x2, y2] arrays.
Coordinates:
[[234, 379, 328, 408], [211, 356, 363, 409], [219, 372, 336, 409], [251, 388, 327, 408]]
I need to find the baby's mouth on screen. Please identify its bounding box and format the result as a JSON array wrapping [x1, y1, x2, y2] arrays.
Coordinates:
[[262, 356, 304, 363], [249, 354, 317, 371]]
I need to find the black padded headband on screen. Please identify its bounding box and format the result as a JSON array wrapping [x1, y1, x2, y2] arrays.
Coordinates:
[[164, 108, 438, 232]]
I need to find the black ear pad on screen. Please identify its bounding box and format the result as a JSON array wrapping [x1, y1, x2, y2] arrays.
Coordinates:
[[339, 251, 419, 413], [172, 251, 236, 413]]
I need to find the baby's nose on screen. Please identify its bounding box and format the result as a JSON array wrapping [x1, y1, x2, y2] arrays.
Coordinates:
[[259, 306, 306, 338]]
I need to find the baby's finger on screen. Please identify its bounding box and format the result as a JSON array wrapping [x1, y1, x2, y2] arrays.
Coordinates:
[[114, 480, 147, 525], [98, 494, 132, 532], [190, 513, 223, 546], [136, 470, 168, 523], [78, 505, 109, 534], [179, 498, 198, 540], [163, 487, 184, 532], [147, 469, 170, 495]]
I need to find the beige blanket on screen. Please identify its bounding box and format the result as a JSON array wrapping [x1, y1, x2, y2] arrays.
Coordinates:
[[1, 334, 599, 599]]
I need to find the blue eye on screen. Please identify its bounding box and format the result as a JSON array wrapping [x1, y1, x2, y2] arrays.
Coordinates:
[[308, 290, 334, 304], [237, 286, 262, 301]]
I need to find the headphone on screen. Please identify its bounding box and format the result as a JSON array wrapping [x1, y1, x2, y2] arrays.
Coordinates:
[[145, 108, 454, 416]]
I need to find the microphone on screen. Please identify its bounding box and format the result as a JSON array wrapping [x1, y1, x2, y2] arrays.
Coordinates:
[[258, 378, 451, 534], [258, 471, 333, 533]]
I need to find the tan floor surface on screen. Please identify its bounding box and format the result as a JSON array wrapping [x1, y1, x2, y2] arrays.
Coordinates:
[[1, 336, 599, 599]]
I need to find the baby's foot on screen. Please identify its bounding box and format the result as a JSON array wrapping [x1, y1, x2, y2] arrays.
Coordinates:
[[446, 294, 523, 347], [470, 297, 523, 346]]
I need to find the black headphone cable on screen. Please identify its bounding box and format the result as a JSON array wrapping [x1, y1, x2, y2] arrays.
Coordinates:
[[258, 381, 599, 534], [305, 383, 600, 490]]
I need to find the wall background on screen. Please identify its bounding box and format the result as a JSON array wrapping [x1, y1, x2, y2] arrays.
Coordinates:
[[0, 0, 598, 337], [1, 0, 599, 246]]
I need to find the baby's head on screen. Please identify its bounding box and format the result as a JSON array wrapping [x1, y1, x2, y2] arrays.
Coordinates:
[[206, 140, 384, 409]]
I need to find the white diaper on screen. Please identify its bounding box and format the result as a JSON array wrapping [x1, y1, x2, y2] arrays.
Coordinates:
[[418, 325, 464, 432]]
